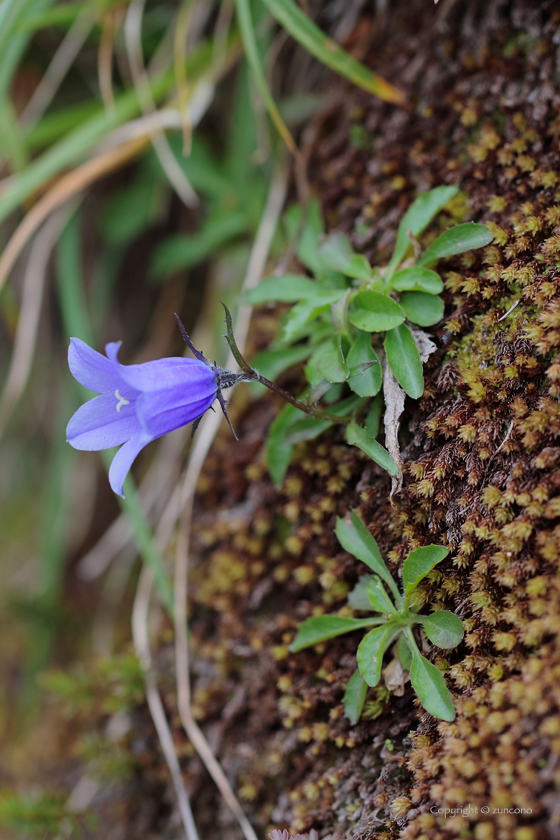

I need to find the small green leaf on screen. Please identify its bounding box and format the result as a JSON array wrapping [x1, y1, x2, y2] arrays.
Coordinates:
[[336, 511, 394, 589], [396, 633, 412, 670], [250, 345, 311, 393], [331, 289, 351, 335], [308, 378, 335, 404], [315, 269, 348, 290], [100, 175, 163, 246], [365, 394, 383, 438], [297, 200, 324, 272], [284, 395, 363, 445], [384, 324, 424, 398], [244, 275, 320, 304], [385, 186, 459, 279], [402, 545, 450, 597], [409, 652, 455, 721], [348, 290, 405, 332], [289, 615, 382, 652], [265, 403, 299, 486], [348, 575, 374, 611], [151, 212, 247, 277], [282, 291, 342, 342], [284, 415, 333, 444], [318, 232, 355, 272], [316, 336, 349, 383], [281, 203, 302, 241], [419, 222, 494, 265], [390, 266, 443, 294], [346, 420, 399, 476], [345, 254, 373, 282], [366, 577, 396, 614], [357, 623, 399, 686], [347, 331, 381, 397], [418, 611, 464, 649], [399, 291, 444, 326], [344, 670, 368, 725], [306, 340, 332, 387]]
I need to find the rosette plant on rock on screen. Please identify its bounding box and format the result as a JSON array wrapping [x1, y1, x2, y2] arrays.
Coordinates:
[[290, 511, 464, 722], [67, 317, 242, 496], [245, 186, 493, 484]]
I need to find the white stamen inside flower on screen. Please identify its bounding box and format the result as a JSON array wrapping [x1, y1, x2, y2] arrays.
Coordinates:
[[115, 389, 130, 412]]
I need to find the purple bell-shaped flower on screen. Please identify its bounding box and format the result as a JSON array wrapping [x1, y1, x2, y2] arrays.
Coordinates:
[[67, 334, 232, 496]]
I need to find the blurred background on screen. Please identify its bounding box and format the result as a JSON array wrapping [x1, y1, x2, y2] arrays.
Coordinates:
[[0, 0, 280, 833], [0, 0, 381, 836]]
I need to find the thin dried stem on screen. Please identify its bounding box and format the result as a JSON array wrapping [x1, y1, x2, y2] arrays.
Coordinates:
[[174, 0, 196, 154], [124, 0, 198, 207], [98, 8, 125, 115], [0, 88, 219, 297], [19, 10, 95, 128], [0, 134, 149, 297], [91, 546, 137, 656], [78, 429, 182, 581], [211, 0, 235, 74], [0, 207, 71, 440], [171, 158, 288, 840], [132, 567, 199, 840], [96, 101, 210, 153]]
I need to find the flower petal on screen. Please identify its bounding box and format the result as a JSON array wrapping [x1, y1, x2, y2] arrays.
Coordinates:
[[66, 393, 142, 450], [137, 389, 216, 438], [107, 349, 216, 394], [109, 433, 151, 497], [69, 338, 126, 395]]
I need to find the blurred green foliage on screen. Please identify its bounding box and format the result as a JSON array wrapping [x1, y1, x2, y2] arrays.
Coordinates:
[[0, 791, 80, 839], [41, 653, 144, 717], [0, 0, 408, 833]]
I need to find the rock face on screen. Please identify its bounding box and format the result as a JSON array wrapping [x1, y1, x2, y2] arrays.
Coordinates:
[[181, 3, 560, 839]]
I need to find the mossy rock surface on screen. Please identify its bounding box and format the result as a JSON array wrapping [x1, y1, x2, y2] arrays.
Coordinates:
[[159, 3, 560, 839]]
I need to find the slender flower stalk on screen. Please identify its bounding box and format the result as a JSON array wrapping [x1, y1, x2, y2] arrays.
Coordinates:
[[220, 303, 352, 423]]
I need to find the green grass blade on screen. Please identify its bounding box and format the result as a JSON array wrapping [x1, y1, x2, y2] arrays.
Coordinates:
[[234, 0, 297, 154], [19, 386, 76, 711], [107, 463, 174, 614], [16, 1, 88, 32], [23, 100, 101, 152], [0, 100, 29, 171], [0, 37, 236, 224], [0, 0, 54, 100], [262, 0, 407, 105], [55, 212, 94, 345]]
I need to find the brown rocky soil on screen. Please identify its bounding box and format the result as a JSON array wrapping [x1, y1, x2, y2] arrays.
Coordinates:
[[141, 3, 560, 839]]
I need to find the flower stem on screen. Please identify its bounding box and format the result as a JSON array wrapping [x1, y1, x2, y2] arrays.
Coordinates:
[[221, 303, 352, 424]]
